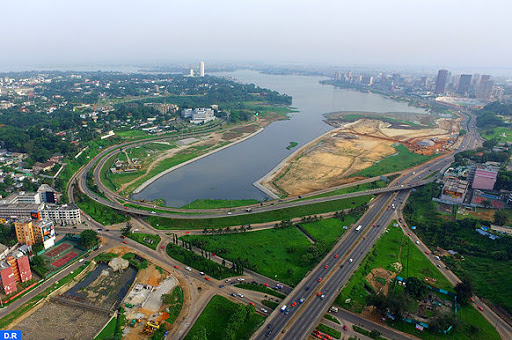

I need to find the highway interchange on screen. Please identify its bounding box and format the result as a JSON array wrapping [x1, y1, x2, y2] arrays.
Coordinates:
[[68, 109, 512, 340]]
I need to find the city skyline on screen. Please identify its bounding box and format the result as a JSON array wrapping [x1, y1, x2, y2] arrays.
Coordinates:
[[1, 0, 511, 71]]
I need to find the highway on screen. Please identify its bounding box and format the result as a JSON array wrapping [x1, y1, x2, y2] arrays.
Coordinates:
[[252, 111, 500, 339]]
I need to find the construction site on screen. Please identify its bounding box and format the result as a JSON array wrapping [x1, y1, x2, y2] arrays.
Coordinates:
[[261, 114, 461, 196]]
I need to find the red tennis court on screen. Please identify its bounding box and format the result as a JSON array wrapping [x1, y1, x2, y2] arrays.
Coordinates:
[[51, 252, 78, 267], [46, 243, 72, 257]]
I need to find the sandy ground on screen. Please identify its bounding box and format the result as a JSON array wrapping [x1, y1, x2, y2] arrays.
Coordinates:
[[16, 302, 109, 340], [263, 117, 460, 196]]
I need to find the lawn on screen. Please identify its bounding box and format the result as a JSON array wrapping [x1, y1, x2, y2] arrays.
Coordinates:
[[127, 232, 161, 250], [183, 199, 260, 209], [183, 227, 312, 285], [147, 195, 372, 229], [337, 223, 453, 313], [75, 193, 129, 226], [182, 217, 358, 286], [184, 295, 264, 340], [301, 216, 358, 247], [354, 144, 434, 178], [481, 126, 512, 142], [94, 317, 117, 340]]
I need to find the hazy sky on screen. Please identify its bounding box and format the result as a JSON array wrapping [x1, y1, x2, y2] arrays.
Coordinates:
[[2, 0, 511, 69]]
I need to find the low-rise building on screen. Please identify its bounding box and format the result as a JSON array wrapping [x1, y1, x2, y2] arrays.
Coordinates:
[[440, 178, 469, 204], [0, 247, 31, 295], [472, 163, 499, 190], [41, 204, 81, 225]]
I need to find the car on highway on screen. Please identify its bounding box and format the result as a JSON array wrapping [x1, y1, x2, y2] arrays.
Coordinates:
[[161, 245, 164, 249], [237, 293, 243, 298], [299, 298, 305, 303], [349, 258, 353, 263], [237, 277, 244, 281], [219, 284, 224, 288], [408, 233, 411, 236], [265, 330, 272, 337], [425, 251, 429, 255], [123, 240, 127, 244], [121, 235, 126, 239], [151, 211, 156, 214], [416, 240, 420, 245], [317, 291, 322, 297], [320, 294, 325, 299], [225, 278, 231, 282], [334, 254, 338, 258], [205, 277, 210, 281], [364, 236, 367, 240], [200, 272, 205, 275], [186, 267, 192, 271], [291, 302, 297, 307], [305, 286, 310, 291], [318, 277, 322, 282], [231, 293, 236, 297], [249, 302, 255, 307], [470, 297, 475, 303], [343, 325, 348, 331], [324, 264, 329, 269], [174, 265, 179, 269], [478, 305, 484, 311], [261, 308, 268, 313], [227, 212, 232, 215], [124, 207, 128, 209]]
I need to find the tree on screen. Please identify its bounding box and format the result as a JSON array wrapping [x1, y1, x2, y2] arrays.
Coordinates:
[[192, 326, 208, 340], [455, 280, 474, 306], [405, 277, 428, 299], [370, 330, 382, 339], [122, 222, 132, 236], [31, 255, 45, 267], [78, 229, 99, 250], [481, 199, 492, 208], [493, 210, 507, 226]]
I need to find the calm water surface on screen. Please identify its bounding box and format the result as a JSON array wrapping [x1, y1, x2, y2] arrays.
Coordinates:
[[133, 70, 428, 207]]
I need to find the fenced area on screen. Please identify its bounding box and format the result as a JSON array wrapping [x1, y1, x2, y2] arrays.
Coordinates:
[[33, 238, 87, 278]]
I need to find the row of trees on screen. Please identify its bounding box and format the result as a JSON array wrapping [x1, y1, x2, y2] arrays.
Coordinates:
[[201, 224, 253, 235]]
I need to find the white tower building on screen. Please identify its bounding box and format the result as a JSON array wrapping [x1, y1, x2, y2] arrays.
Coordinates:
[[199, 61, 205, 77]]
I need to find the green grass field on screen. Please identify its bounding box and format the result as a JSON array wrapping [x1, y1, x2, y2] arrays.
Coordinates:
[[183, 217, 355, 285], [76, 193, 129, 226], [301, 216, 358, 247], [147, 195, 372, 229], [184, 295, 264, 340], [354, 144, 433, 178], [165, 286, 184, 324], [317, 324, 341, 339], [127, 232, 161, 250], [337, 224, 453, 312], [183, 199, 260, 209], [459, 256, 512, 314], [481, 126, 512, 142], [94, 317, 117, 340]]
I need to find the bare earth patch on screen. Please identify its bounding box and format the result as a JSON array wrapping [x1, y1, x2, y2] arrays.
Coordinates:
[[365, 267, 398, 296], [263, 117, 460, 196]]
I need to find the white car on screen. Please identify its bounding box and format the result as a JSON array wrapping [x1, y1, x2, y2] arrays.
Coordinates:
[[225, 279, 231, 282], [260, 308, 268, 313], [237, 293, 244, 298], [200, 272, 205, 275], [186, 267, 192, 271], [237, 278, 245, 281], [349, 258, 353, 263]]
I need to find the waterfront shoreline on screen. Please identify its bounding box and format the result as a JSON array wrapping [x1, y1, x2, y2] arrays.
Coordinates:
[[133, 127, 265, 195]]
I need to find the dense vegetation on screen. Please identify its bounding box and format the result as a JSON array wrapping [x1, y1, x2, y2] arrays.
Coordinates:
[[184, 295, 264, 340], [404, 182, 512, 314]]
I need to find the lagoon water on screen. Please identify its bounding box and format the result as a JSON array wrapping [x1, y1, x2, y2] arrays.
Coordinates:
[[132, 70, 429, 207]]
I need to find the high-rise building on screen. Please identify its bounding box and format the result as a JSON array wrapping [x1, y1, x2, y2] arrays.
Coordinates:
[[199, 61, 205, 77], [477, 79, 494, 101], [457, 74, 472, 95], [435, 70, 448, 94], [14, 219, 55, 249]]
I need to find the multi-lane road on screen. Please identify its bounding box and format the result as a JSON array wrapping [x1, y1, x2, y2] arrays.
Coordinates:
[[252, 111, 504, 339]]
